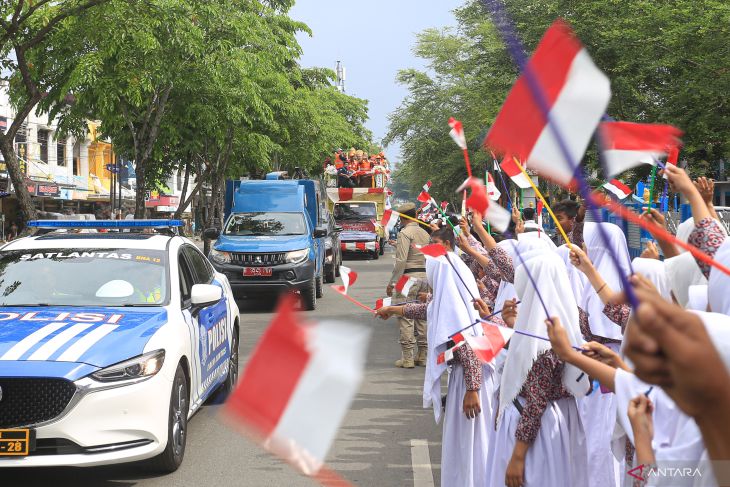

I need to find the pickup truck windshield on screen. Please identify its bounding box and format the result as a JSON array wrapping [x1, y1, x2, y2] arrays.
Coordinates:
[[0, 249, 167, 307], [225, 212, 306, 236], [334, 203, 377, 220]]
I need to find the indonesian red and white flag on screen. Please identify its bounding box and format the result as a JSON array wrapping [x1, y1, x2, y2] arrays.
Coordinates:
[[457, 178, 511, 233], [536, 200, 544, 228], [603, 179, 632, 200], [422, 180, 432, 192], [499, 155, 532, 189], [417, 243, 448, 259], [440, 201, 449, 212], [224, 294, 370, 475], [485, 20, 611, 187], [339, 266, 357, 294], [448, 117, 467, 150], [600, 121, 683, 177], [466, 325, 515, 364], [667, 146, 680, 165], [381, 209, 399, 232], [487, 173, 501, 201], [329, 187, 384, 202], [375, 297, 392, 310], [395, 275, 417, 297], [417, 190, 431, 203]]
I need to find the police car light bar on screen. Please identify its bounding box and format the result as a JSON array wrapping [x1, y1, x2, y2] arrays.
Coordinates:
[[28, 220, 184, 229]]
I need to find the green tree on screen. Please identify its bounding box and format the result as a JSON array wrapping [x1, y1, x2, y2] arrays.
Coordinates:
[[0, 0, 110, 228]]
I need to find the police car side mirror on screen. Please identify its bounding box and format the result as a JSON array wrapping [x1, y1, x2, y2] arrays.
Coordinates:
[[203, 228, 220, 240], [190, 284, 223, 317]]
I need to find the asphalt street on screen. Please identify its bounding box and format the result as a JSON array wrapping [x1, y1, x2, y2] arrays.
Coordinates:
[[4, 248, 443, 487]]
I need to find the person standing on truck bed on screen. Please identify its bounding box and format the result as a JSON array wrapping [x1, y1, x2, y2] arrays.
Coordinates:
[[386, 202, 431, 369]]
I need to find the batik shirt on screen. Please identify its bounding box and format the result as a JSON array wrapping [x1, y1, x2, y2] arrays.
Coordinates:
[[578, 307, 622, 345], [687, 217, 727, 279]]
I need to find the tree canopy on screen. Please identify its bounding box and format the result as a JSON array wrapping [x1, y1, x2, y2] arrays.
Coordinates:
[[386, 0, 730, 202]]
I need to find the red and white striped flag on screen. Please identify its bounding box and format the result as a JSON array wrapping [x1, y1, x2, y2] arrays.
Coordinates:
[[422, 180, 432, 192], [485, 20, 611, 187], [536, 200, 544, 228], [465, 325, 515, 364], [499, 155, 532, 189], [448, 117, 467, 150], [395, 275, 417, 297], [417, 180, 432, 203], [224, 294, 370, 476], [603, 179, 632, 200], [440, 201, 449, 212], [329, 187, 385, 202], [487, 173, 501, 201], [417, 243, 448, 259], [381, 209, 399, 232], [375, 297, 392, 310], [599, 121, 683, 177], [339, 266, 357, 294], [457, 178, 511, 232]]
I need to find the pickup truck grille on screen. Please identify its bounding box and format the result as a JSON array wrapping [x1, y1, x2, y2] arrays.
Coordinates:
[[230, 252, 287, 266]]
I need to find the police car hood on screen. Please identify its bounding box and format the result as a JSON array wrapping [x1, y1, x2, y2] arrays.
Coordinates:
[[0, 306, 168, 380]]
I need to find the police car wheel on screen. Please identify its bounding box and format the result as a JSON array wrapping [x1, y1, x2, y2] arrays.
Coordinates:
[[315, 275, 324, 298], [151, 364, 189, 473], [222, 330, 239, 395]]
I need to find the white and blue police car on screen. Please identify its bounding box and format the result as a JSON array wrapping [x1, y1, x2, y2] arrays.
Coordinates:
[[0, 220, 240, 471]]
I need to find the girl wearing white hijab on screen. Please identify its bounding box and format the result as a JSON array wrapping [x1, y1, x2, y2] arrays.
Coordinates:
[[708, 240, 730, 315], [378, 227, 495, 486], [487, 250, 590, 487]]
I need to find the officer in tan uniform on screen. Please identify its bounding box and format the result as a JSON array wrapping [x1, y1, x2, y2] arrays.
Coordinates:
[[386, 203, 431, 368]]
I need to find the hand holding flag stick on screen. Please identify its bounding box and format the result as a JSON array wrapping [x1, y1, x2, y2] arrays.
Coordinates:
[[449, 301, 522, 338]]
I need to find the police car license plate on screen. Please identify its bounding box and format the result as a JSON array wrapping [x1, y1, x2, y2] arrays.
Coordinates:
[[243, 267, 273, 277], [0, 429, 31, 456]]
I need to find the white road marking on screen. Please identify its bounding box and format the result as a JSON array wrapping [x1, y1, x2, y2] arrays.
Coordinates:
[[0, 323, 68, 360], [410, 439, 435, 487]]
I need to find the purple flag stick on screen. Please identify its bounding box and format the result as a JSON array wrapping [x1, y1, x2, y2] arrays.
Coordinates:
[[493, 157, 515, 209], [481, 0, 639, 309], [450, 300, 522, 337], [482, 320, 583, 351]]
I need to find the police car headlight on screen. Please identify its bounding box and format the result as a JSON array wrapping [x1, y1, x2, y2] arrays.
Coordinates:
[[91, 350, 165, 383], [285, 249, 309, 264], [210, 249, 231, 264]]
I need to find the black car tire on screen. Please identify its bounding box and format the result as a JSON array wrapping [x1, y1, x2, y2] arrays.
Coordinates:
[[301, 278, 317, 311], [221, 328, 239, 396], [325, 263, 336, 283], [315, 274, 324, 298], [150, 364, 189, 473], [379, 238, 385, 255], [372, 249, 379, 260], [335, 261, 341, 277]]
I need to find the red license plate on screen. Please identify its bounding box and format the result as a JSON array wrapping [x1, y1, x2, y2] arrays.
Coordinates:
[[243, 267, 273, 277]]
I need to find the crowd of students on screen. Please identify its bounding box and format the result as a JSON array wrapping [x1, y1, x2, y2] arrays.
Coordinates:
[[375, 163, 730, 487]]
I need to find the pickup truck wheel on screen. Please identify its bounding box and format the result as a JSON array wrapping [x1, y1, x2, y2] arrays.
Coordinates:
[[315, 275, 324, 298], [325, 264, 336, 283], [301, 279, 317, 311], [372, 249, 379, 260]]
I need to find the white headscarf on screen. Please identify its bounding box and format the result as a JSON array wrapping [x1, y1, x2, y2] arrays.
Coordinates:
[[498, 250, 590, 424], [665, 253, 707, 308], [687, 285, 709, 312], [556, 244, 590, 303], [581, 222, 632, 340], [519, 227, 557, 250], [516, 232, 556, 253], [423, 252, 482, 423], [708, 240, 730, 315], [632, 258, 672, 302], [675, 218, 696, 247]]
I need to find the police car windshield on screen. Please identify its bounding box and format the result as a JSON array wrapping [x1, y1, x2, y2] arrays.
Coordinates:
[[224, 212, 306, 236], [0, 249, 168, 307]]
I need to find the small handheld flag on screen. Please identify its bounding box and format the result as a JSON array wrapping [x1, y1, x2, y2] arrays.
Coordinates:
[[339, 266, 358, 294], [395, 275, 417, 297]]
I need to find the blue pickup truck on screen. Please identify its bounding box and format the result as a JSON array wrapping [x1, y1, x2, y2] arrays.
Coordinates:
[[205, 179, 327, 310]]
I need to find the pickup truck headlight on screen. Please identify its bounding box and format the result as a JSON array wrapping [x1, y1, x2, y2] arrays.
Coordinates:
[[210, 249, 231, 264], [91, 350, 165, 383], [285, 249, 309, 264]]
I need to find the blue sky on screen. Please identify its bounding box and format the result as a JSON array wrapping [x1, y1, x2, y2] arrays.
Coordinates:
[[289, 0, 464, 161]]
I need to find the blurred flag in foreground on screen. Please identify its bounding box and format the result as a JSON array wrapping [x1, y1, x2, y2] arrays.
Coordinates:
[[381, 209, 399, 233], [485, 20, 611, 187], [448, 118, 468, 150], [600, 121, 683, 177], [224, 294, 370, 476]]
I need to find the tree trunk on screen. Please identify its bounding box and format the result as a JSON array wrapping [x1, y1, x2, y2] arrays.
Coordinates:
[[0, 136, 37, 232], [174, 159, 192, 220], [134, 159, 147, 219]]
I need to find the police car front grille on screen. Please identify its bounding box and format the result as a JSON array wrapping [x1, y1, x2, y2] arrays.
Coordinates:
[[230, 252, 286, 266], [0, 378, 77, 428]]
